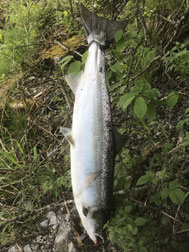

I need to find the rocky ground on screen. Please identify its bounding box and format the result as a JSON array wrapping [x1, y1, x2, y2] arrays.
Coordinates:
[[5, 204, 116, 252]]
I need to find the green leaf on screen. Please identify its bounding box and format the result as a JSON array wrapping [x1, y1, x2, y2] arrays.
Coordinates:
[[152, 88, 161, 97], [116, 38, 126, 52], [110, 62, 122, 73], [5, 153, 21, 167], [145, 171, 155, 177], [185, 108, 189, 114], [119, 92, 136, 110], [136, 171, 156, 186], [114, 29, 123, 42], [166, 91, 179, 108], [106, 69, 112, 85], [132, 226, 138, 235], [125, 205, 133, 213], [161, 188, 169, 200], [139, 247, 148, 252], [133, 79, 144, 93], [151, 177, 158, 185], [136, 175, 150, 186], [143, 90, 156, 100], [0, 32, 3, 42], [146, 104, 156, 122], [134, 97, 147, 119], [169, 189, 185, 205], [143, 82, 151, 90], [181, 132, 189, 146], [81, 51, 88, 64], [135, 217, 147, 226], [67, 61, 81, 75], [169, 180, 180, 190], [147, 49, 156, 62], [60, 55, 73, 72], [109, 230, 118, 243], [14, 140, 24, 155], [33, 146, 38, 161], [60, 55, 73, 64]]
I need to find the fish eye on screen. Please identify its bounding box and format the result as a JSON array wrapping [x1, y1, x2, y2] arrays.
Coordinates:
[[82, 206, 89, 217]]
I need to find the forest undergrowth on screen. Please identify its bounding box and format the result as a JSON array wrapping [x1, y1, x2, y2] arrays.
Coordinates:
[[0, 0, 189, 251]]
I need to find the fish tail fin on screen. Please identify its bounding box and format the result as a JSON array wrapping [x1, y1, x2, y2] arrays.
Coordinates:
[[80, 4, 128, 48]]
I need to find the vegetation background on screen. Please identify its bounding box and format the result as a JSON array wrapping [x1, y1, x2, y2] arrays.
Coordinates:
[[0, 0, 189, 251]]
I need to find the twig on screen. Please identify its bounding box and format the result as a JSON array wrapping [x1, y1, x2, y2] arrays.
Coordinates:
[[135, 0, 148, 42], [0, 179, 24, 190], [60, 84, 72, 110], [173, 192, 189, 234], [164, 7, 189, 52], [54, 40, 82, 57], [131, 198, 181, 223], [130, 55, 161, 81], [69, 0, 74, 19], [174, 229, 189, 234], [173, 0, 186, 19], [0, 139, 8, 152], [63, 194, 82, 245], [161, 210, 181, 223], [113, 0, 130, 20], [32, 122, 63, 145], [167, 145, 182, 155], [132, 43, 145, 75], [112, 0, 115, 18], [126, 40, 143, 85]]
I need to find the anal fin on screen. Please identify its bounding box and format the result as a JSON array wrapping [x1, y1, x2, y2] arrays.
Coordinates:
[[60, 127, 74, 145]]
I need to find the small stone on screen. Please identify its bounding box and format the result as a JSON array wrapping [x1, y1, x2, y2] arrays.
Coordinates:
[[40, 219, 49, 229], [49, 215, 58, 226], [28, 76, 36, 81], [30, 242, 39, 251], [68, 242, 78, 252], [46, 211, 55, 219], [46, 211, 58, 227], [36, 235, 43, 244], [51, 223, 58, 231], [23, 244, 32, 252], [8, 246, 19, 252]]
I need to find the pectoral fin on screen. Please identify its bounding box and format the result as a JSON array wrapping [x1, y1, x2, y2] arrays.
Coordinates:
[[60, 127, 74, 145], [65, 72, 83, 95]]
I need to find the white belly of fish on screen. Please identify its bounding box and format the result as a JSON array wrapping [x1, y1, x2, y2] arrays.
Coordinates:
[[71, 42, 104, 211]]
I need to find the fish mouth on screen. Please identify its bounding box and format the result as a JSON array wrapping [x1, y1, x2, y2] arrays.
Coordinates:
[[94, 233, 104, 246]]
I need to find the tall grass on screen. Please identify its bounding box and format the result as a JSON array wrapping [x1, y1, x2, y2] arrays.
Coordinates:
[[0, 0, 64, 79]]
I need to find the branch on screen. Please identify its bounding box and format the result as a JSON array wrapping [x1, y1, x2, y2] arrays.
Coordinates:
[[54, 40, 82, 57], [164, 6, 189, 52], [130, 55, 161, 81], [69, 0, 74, 19], [131, 198, 182, 224], [113, 0, 130, 20]]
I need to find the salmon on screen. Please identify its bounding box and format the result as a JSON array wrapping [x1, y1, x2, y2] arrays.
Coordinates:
[[60, 4, 127, 245]]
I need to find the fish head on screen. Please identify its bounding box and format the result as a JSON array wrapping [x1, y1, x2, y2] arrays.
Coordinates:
[[81, 206, 106, 245]]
